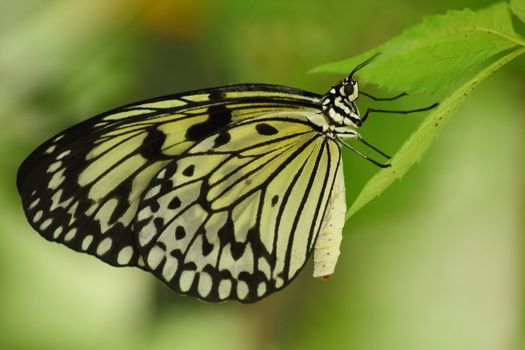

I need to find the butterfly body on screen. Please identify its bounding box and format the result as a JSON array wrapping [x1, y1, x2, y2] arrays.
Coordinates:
[[18, 77, 365, 303]]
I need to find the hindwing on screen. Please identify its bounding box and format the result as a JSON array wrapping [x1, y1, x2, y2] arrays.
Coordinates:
[[134, 114, 341, 302]]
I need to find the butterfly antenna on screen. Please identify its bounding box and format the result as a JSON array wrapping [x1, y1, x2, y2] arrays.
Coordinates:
[[349, 52, 381, 78]]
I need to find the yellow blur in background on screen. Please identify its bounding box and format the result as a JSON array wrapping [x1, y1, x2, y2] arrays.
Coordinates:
[[0, 1, 523, 349]]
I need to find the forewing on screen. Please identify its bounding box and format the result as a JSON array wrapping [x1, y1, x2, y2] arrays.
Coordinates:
[[135, 114, 341, 302], [17, 84, 321, 268]]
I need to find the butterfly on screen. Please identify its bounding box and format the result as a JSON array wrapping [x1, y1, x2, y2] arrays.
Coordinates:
[[17, 55, 436, 303]]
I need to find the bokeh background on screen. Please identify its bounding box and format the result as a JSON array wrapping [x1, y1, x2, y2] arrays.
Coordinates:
[[1, 0, 523, 349]]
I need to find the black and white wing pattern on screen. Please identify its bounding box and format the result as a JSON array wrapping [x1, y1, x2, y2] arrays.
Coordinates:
[[134, 114, 341, 302], [17, 84, 321, 269]]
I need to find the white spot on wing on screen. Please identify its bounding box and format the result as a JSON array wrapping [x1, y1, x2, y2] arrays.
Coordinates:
[[48, 168, 66, 190], [144, 185, 161, 200], [39, 218, 52, 230], [56, 150, 71, 160], [45, 145, 56, 154], [64, 228, 77, 242], [198, 272, 212, 298], [162, 256, 178, 281], [218, 279, 232, 300], [47, 161, 62, 173], [53, 226, 63, 239], [179, 270, 195, 292], [29, 198, 40, 209], [33, 210, 43, 223], [117, 246, 134, 265], [81, 235, 93, 250], [257, 282, 267, 297], [236, 280, 249, 300], [146, 245, 164, 269], [96, 237, 112, 256]]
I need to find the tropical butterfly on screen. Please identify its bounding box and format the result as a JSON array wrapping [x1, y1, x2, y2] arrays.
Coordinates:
[[17, 55, 436, 303]]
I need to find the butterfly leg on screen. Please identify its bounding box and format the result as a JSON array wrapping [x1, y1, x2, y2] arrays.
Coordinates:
[[360, 91, 408, 101], [360, 102, 439, 124], [337, 137, 390, 168], [357, 136, 390, 159]]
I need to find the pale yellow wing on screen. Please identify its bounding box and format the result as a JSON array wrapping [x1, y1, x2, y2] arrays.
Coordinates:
[[17, 84, 321, 268], [135, 113, 341, 302]]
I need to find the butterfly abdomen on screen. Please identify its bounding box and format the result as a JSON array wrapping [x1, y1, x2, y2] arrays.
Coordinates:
[[313, 161, 345, 278]]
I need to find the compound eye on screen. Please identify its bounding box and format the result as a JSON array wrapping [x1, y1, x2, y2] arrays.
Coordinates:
[[343, 82, 355, 96]]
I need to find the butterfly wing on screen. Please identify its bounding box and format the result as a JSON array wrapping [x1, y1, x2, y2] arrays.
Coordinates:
[[134, 113, 341, 302], [17, 84, 321, 268]]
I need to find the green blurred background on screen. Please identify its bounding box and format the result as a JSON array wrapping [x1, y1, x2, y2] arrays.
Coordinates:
[[1, 0, 523, 349]]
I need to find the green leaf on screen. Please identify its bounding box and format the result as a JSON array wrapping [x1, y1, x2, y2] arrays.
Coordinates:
[[510, 0, 525, 24], [312, 2, 525, 94], [345, 46, 525, 220]]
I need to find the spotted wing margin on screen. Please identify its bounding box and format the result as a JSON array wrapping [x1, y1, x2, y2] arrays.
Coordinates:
[[134, 114, 341, 302], [16, 84, 321, 269]]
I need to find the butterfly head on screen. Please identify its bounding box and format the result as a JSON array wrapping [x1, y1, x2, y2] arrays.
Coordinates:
[[321, 78, 362, 128], [341, 77, 359, 101], [321, 53, 380, 129]]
